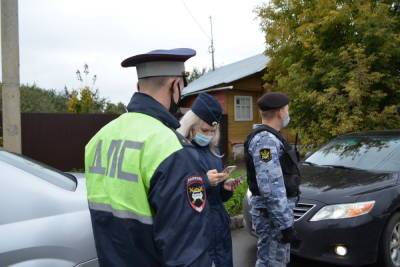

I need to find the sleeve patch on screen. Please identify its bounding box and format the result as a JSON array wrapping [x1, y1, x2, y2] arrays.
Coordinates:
[[186, 176, 206, 213], [260, 148, 272, 162]]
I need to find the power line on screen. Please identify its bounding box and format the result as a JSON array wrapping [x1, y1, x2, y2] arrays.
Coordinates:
[[181, 0, 211, 40], [180, 0, 217, 71]]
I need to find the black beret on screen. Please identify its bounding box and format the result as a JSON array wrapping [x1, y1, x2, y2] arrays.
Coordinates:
[[192, 93, 223, 126], [257, 92, 289, 111]]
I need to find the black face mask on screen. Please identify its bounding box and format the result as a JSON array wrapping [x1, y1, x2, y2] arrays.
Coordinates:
[[169, 81, 181, 114]]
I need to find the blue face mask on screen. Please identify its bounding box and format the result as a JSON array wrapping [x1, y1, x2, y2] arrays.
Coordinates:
[[193, 133, 213, 147]]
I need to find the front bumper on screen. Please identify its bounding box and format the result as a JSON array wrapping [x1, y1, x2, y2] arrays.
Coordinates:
[[243, 196, 388, 266], [293, 198, 387, 266]]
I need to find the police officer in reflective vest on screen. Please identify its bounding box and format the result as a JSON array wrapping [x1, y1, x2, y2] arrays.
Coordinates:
[[85, 48, 212, 267], [244, 92, 301, 267]]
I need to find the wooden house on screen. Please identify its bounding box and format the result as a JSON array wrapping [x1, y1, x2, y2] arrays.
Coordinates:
[[181, 54, 269, 158]]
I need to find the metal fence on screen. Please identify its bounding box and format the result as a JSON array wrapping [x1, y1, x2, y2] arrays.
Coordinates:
[[0, 113, 229, 171], [1, 113, 119, 171]]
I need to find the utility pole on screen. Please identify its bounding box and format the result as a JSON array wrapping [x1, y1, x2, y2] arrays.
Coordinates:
[[208, 16, 215, 71], [1, 0, 22, 153]]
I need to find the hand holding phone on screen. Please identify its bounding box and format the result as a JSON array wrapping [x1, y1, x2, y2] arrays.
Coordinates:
[[223, 165, 237, 175], [207, 169, 230, 186]]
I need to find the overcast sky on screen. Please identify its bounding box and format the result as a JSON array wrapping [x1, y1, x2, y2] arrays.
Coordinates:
[[7, 0, 266, 104]]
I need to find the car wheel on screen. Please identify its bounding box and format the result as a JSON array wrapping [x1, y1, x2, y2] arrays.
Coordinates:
[[381, 213, 400, 267]]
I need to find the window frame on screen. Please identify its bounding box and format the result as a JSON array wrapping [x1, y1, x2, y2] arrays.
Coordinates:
[[234, 95, 253, 121]]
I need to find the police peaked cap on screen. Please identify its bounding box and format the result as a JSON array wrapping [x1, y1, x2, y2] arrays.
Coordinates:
[[121, 48, 196, 81], [192, 93, 223, 126]]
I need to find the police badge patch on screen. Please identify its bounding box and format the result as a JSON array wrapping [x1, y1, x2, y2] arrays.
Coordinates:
[[186, 176, 206, 213], [260, 148, 272, 162]]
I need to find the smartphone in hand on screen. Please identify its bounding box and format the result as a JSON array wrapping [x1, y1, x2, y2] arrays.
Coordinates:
[[223, 165, 237, 175]]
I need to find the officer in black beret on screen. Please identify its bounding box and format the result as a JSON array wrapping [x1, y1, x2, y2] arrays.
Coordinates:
[[85, 48, 212, 267], [244, 92, 300, 266]]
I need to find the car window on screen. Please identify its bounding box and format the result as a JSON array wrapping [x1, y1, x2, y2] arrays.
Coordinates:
[[0, 150, 77, 191], [306, 135, 400, 172]]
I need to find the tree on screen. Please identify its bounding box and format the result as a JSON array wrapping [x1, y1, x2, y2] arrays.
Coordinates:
[[66, 64, 126, 114], [0, 65, 126, 115], [257, 0, 400, 147], [104, 102, 127, 114], [187, 67, 208, 83], [0, 83, 69, 113]]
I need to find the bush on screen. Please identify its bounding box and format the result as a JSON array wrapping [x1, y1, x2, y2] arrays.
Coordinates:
[[224, 168, 248, 216]]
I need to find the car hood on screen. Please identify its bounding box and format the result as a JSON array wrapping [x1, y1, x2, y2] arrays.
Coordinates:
[[299, 165, 400, 204]]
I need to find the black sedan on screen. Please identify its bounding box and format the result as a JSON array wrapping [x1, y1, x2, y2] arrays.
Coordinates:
[[243, 130, 400, 267]]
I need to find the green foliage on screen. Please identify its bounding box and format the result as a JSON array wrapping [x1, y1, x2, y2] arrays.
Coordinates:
[[66, 86, 103, 113], [0, 83, 126, 115], [224, 168, 248, 216], [187, 67, 208, 83], [257, 0, 400, 147], [65, 87, 126, 114], [0, 84, 69, 113], [1, 65, 126, 115], [66, 64, 126, 114], [104, 102, 127, 114]]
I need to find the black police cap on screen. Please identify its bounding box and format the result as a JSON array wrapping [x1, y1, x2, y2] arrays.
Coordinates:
[[257, 92, 290, 111]]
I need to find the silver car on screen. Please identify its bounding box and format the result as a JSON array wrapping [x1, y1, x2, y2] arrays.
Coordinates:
[[0, 150, 98, 267]]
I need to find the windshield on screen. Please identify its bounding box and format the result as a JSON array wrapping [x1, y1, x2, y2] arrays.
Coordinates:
[[305, 134, 400, 172], [0, 150, 77, 191]]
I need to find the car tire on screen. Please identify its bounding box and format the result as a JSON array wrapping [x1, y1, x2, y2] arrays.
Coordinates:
[[380, 212, 400, 267]]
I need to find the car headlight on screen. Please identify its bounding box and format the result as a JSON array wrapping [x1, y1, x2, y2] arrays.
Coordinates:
[[310, 201, 375, 221]]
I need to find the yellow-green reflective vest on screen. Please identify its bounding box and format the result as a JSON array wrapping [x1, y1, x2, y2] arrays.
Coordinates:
[[85, 112, 183, 224]]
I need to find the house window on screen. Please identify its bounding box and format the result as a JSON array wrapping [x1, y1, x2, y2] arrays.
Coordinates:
[[234, 96, 253, 121]]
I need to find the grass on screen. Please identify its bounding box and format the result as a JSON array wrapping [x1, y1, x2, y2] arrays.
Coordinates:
[[224, 168, 248, 216]]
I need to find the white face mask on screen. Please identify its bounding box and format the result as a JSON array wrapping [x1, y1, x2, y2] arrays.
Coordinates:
[[282, 113, 290, 128]]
